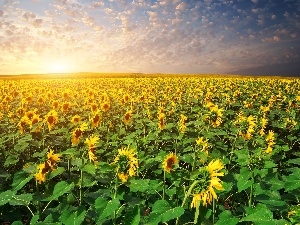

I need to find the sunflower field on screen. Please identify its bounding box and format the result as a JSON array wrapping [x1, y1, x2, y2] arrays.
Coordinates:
[[0, 74, 299, 225]]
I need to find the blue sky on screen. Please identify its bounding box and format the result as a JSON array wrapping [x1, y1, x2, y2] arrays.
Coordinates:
[[0, 0, 299, 75]]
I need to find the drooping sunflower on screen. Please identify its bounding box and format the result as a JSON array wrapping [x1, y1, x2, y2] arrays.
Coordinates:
[[90, 103, 98, 113], [191, 159, 224, 208], [112, 146, 138, 183], [196, 137, 210, 157], [162, 152, 178, 173], [124, 110, 132, 125], [259, 117, 268, 136], [45, 110, 58, 131], [179, 114, 187, 133], [85, 135, 99, 163], [18, 116, 31, 134], [91, 111, 101, 128], [35, 149, 61, 184], [205, 105, 223, 128], [158, 113, 166, 130], [71, 123, 88, 145], [235, 113, 256, 140], [265, 130, 275, 154], [31, 114, 41, 133]]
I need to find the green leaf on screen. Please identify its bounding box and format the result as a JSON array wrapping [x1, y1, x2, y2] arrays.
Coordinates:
[[30, 215, 39, 224], [44, 181, 74, 201], [98, 199, 120, 221], [124, 205, 140, 225], [240, 203, 275, 224], [147, 200, 184, 224], [48, 167, 65, 179], [82, 163, 96, 175], [215, 211, 239, 225], [147, 200, 170, 224], [4, 155, 19, 167], [284, 172, 300, 191], [11, 221, 23, 225], [11, 171, 33, 192], [9, 193, 33, 206], [60, 205, 86, 225], [236, 167, 254, 192], [94, 197, 108, 210], [161, 207, 184, 222], [0, 190, 15, 206], [129, 179, 150, 192], [257, 200, 285, 207]]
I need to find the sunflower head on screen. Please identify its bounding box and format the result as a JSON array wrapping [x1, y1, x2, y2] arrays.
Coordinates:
[[112, 147, 138, 183], [71, 115, 81, 125], [124, 110, 132, 124], [162, 152, 178, 173], [191, 159, 224, 208]]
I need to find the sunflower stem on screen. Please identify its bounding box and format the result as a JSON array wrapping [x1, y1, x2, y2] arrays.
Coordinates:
[[163, 170, 166, 200], [248, 171, 254, 207], [212, 198, 215, 225], [113, 172, 118, 225], [79, 157, 84, 206], [36, 180, 42, 221], [175, 180, 199, 225]]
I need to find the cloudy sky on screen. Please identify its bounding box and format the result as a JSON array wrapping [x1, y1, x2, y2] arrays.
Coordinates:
[[0, 0, 299, 75]]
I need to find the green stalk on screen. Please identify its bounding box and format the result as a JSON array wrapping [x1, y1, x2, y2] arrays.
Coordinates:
[[36, 180, 42, 221], [212, 198, 215, 225], [163, 170, 166, 200], [79, 157, 84, 205], [113, 172, 118, 225], [67, 158, 71, 180], [175, 180, 199, 225]]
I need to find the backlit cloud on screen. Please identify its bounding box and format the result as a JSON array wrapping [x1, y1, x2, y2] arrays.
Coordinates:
[[0, 0, 299, 75]]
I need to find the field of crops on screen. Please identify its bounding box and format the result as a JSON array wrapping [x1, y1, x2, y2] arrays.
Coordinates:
[[0, 74, 299, 225]]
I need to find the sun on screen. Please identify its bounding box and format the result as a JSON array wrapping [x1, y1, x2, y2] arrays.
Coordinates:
[[45, 60, 73, 73]]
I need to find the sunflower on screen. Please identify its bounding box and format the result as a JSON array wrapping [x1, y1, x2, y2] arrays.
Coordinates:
[[158, 113, 166, 130], [71, 123, 88, 145], [124, 110, 132, 125], [235, 113, 256, 140], [91, 111, 101, 128], [25, 110, 36, 120], [196, 137, 210, 157], [85, 135, 99, 163], [45, 110, 58, 131], [35, 149, 61, 184], [71, 115, 81, 125], [52, 100, 60, 110], [31, 114, 41, 133], [112, 146, 138, 183], [101, 101, 110, 112], [162, 152, 178, 173], [191, 159, 224, 208], [18, 116, 31, 134], [259, 117, 268, 136], [265, 130, 275, 154], [37, 96, 44, 105], [206, 105, 223, 128], [90, 103, 98, 113], [179, 114, 187, 133], [62, 102, 71, 112]]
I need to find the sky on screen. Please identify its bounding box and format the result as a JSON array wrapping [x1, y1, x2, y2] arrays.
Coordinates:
[[0, 0, 299, 75]]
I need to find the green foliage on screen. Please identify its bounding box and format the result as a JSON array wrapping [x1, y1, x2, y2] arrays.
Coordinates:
[[0, 76, 299, 224]]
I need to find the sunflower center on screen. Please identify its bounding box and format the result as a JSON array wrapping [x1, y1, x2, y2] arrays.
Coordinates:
[[47, 115, 54, 124]]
